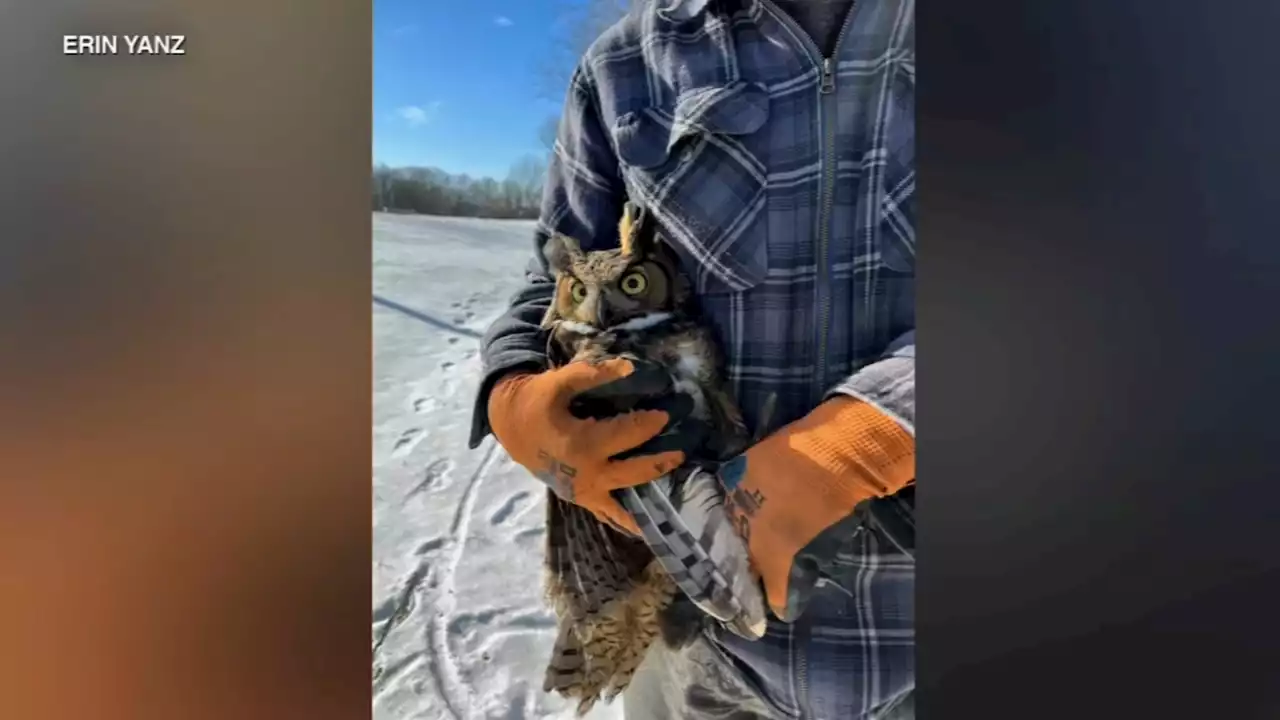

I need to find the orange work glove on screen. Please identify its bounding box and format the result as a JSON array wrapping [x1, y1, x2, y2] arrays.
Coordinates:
[[488, 357, 694, 536], [719, 396, 915, 620]]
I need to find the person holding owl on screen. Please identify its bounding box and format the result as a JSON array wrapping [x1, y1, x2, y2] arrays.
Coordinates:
[[468, 0, 916, 717]]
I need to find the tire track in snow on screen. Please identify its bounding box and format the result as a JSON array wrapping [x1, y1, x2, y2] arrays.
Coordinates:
[[373, 562, 430, 656], [373, 294, 483, 339], [425, 438, 501, 719], [372, 650, 424, 696]]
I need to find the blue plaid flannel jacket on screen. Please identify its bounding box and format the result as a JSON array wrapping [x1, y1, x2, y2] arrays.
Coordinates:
[[469, 0, 915, 716]]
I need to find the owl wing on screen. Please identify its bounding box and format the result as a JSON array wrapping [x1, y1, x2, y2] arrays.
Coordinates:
[[543, 490, 665, 713]]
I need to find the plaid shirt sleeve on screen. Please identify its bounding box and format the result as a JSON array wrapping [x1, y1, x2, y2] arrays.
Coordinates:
[[467, 62, 627, 448], [827, 329, 915, 433], [825, 330, 916, 558]]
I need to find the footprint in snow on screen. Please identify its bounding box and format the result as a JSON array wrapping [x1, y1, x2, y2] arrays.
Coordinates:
[[405, 458, 453, 498], [448, 607, 507, 637], [413, 536, 446, 556], [390, 428, 426, 459], [503, 609, 557, 631], [489, 491, 533, 526], [513, 526, 545, 545], [449, 607, 554, 644]]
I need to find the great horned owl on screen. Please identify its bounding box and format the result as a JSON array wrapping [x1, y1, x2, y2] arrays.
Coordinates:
[[537, 202, 752, 714]]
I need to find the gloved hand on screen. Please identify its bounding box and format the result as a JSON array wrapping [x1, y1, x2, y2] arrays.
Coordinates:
[[718, 396, 915, 621], [488, 357, 703, 536]]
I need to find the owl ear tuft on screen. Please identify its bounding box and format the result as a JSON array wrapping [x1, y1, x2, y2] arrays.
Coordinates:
[[619, 201, 660, 259], [542, 233, 584, 274], [618, 202, 639, 257]]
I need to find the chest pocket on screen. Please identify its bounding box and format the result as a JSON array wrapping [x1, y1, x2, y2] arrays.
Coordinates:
[[611, 81, 771, 295]]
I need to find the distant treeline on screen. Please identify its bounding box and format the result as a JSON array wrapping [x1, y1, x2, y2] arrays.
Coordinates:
[[372, 1, 638, 220], [372, 156, 548, 220]]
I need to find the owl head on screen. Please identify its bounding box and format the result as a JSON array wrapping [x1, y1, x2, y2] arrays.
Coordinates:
[[539, 202, 691, 331]]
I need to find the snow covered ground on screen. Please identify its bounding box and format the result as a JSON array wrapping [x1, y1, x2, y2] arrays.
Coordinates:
[[372, 213, 623, 720]]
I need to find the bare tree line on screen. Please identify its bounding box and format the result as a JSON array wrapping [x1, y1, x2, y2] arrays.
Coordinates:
[[371, 156, 548, 219], [374, 0, 638, 220]]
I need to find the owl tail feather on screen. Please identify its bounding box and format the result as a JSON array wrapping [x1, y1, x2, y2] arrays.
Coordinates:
[[543, 491, 676, 715], [542, 562, 675, 716]]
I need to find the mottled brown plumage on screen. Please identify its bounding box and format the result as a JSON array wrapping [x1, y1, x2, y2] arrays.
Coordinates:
[[537, 202, 750, 714]]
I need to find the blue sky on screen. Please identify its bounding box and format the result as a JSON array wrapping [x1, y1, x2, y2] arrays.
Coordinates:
[[373, 0, 574, 179]]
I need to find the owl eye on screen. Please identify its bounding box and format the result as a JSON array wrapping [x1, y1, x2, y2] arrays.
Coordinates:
[[569, 281, 587, 303], [619, 270, 648, 296]]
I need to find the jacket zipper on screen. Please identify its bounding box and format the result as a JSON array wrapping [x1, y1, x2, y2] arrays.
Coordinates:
[[751, 10, 857, 717], [760, 1, 857, 403]]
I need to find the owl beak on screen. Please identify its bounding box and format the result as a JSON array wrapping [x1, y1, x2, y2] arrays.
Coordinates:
[[592, 298, 613, 328]]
